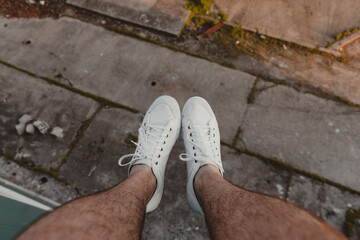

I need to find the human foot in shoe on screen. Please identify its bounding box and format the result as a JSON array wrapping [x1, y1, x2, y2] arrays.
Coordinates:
[[119, 95, 181, 213], [179, 96, 224, 215]]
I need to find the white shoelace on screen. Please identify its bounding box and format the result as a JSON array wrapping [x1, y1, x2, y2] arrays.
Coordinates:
[[179, 125, 221, 169], [118, 124, 166, 167]]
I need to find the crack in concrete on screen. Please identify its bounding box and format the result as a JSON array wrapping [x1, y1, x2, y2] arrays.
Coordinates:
[[247, 77, 259, 104], [54, 104, 104, 172], [284, 170, 293, 200], [0, 153, 70, 185], [58, 11, 360, 109], [0, 59, 140, 113]]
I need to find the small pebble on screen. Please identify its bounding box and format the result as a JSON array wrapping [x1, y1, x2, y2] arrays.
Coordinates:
[[15, 123, 25, 135], [22, 153, 31, 159], [28, 0, 35, 4], [51, 126, 64, 138], [19, 114, 33, 124], [25, 123, 35, 134], [39, 0, 45, 5], [260, 35, 266, 39]]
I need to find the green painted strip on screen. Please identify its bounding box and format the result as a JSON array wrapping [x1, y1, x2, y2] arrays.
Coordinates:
[[0, 178, 59, 208], [0, 196, 47, 240]]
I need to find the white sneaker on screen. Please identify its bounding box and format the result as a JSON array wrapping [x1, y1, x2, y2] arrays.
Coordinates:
[[179, 97, 224, 215], [118, 96, 181, 213]]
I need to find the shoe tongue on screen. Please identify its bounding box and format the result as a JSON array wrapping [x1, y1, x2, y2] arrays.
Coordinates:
[[148, 103, 173, 126], [189, 104, 211, 126]]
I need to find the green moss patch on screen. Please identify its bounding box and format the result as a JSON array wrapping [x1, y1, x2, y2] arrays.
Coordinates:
[[343, 208, 360, 237]]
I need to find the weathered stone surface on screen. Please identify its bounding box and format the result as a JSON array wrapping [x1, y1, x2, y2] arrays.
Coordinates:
[[0, 17, 256, 143], [67, 0, 191, 36], [58, 108, 141, 192], [222, 147, 289, 199], [0, 157, 79, 204], [0, 64, 99, 169], [216, 0, 360, 48], [287, 173, 360, 238], [239, 84, 360, 192]]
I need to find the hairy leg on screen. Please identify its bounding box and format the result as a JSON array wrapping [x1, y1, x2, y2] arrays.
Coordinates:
[[195, 165, 347, 240], [17, 165, 156, 240]]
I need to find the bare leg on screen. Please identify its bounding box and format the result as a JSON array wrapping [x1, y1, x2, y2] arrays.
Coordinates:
[[17, 165, 156, 240], [195, 165, 347, 240]]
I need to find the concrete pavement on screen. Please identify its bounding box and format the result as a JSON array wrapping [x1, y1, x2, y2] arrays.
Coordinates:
[[0, 16, 359, 239]]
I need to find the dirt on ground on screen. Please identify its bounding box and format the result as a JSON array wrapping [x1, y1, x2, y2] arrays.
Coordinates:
[[0, 0, 64, 18]]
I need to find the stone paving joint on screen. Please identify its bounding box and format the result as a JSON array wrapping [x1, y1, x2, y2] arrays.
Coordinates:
[[343, 208, 360, 238], [0, 59, 140, 113], [54, 104, 105, 172], [220, 142, 360, 197]]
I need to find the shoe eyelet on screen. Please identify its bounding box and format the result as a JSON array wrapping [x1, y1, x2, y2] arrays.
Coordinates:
[[158, 154, 161, 158], [213, 133, 215, 137], [190, 133, 193, 137], [170, 128, 172, 131], [213, 128, 215, 130], [155, 161, 159, 165], [163, 141, 166, 144], [195, 160, 198, 163], [188, 126, 191, 129], [144, 123, 147, 126], [193, 146, 196, 150], [166, 134, 169, 138], [161, 148, 163, 151], [191, 139, 194, 142], [194, 153, 197, 156], [214, 141, 216, 143], [217, 154, 219, 156]]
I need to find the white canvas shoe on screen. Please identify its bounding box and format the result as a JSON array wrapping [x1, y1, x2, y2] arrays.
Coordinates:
[[118, 96, 181, 213], [179, 97, 224, 215]]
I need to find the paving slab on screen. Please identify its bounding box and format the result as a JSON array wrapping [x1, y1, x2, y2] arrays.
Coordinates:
[[0, 64, 99, 169], [58, 108, 141, 192], [287, 173, 360, 239], [216, 0, 360, 48], [222, 150, 289, 199], [0, 17, 256, 143], [0, 157, 79, 204], [239, 83, 360, 192], [67, 0, 190, 36]]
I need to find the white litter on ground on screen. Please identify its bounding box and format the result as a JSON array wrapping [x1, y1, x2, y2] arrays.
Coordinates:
[[25, 123, 35, 135], [33, 120, 50, 134], [19, 114, 33, 124], [15, 123, 25, 135], [50, 127, 64, 138]]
